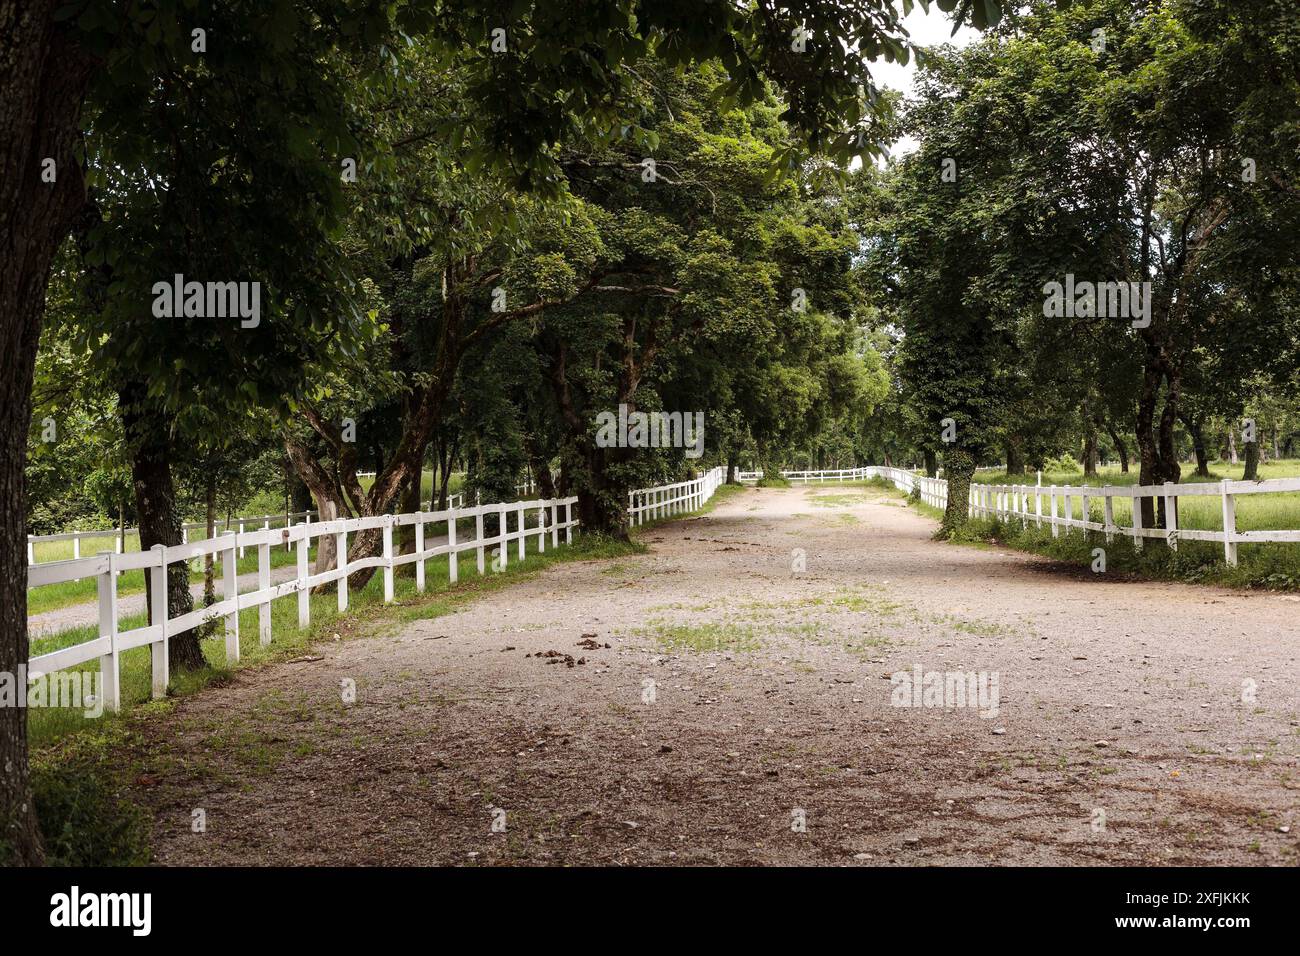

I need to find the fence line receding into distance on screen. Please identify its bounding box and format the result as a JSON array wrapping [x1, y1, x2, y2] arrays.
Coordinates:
[[25, 467, 729, 712], [740, 465, 1300, 568]]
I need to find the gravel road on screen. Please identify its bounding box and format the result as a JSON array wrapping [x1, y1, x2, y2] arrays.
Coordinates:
[[127, 485, 1299, 865]]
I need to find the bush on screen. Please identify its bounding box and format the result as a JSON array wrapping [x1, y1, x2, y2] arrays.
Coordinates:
[[31, 758, 150, 866]]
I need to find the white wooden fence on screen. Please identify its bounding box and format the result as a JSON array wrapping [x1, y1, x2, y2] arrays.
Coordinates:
[[744, 465, 1300, 568], [628, 467, 727, 525], [27, 510, 318, 564], [26, 467, 731, 713], [27, 495, 579, 713]]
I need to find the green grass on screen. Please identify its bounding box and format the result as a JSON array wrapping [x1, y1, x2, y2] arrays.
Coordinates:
[[641, 621, 762, 653]]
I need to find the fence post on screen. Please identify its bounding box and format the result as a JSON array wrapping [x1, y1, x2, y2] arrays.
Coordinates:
[[238, 519, 246, 558], [448, 512, 459, 584], [1080, 491, 1089, 533], [517, 505, 526, 561], [566, 500, 574, 544], [381, 515, 395, 603], [97, 551, 120, 713], [223, 532, 239, 662], [148, 544, 169, 699], [475, 509, 486, 575], [1103, 491, 1115, 543], [537, 505, 546, 552], [258, 535, 272, 645], [415, 517, 425, 593], [296, 528, 310, 628], [551, 501, 559, 548], [1221, 479, 1238, 567], [1132, 492, 1144, 550], [1163, 481, 1178, 552], [498, 504, 508, 571], [336, 528, 349, 612], [1050, 486, 1058, 537]]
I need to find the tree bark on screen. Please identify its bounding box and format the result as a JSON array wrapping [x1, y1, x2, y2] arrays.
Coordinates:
[[1103, 421, 1130, 473], [1005, 439, 1025, 476], [923, 448, 937, 479], [118, 382, 203, 672], [1243, 437, 1260, 480], [0, 0, 97, 864], [1182, 415, 1210, 478], [938, 448, 974, 538]]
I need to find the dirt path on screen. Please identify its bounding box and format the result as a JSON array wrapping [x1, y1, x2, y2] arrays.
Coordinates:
[[131, 486, 1299, 865]]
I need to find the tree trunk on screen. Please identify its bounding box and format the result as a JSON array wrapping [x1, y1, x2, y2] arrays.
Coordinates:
[[1103, 421, 1130, 473], [938, 449, 974, 538], [1005, 439, 1025, 476], [0, 0, 96, 866], [923, 448, 937, 479], [726, 449, 740, 484], [397, 441, 426, 556], [1227, 427, 1238, 464], [1243, 437, 1260, 480], [118, 382, 203, 672], [283, 434, 349, 580], [1184, 416, 1210, 478]]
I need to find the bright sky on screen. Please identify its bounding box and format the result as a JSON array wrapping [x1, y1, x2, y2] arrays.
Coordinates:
[[871, 6, 980, 160]]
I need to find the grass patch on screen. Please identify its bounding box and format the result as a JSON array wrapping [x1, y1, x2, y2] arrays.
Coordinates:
[[806, 493, 875, 507], [643, 621, 762, 653]]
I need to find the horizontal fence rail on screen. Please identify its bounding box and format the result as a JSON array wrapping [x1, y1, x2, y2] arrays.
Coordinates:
[[744, 465, 1299, 569]]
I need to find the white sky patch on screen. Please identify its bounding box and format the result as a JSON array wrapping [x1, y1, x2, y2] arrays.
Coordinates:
[[872, 7, 980, 162]]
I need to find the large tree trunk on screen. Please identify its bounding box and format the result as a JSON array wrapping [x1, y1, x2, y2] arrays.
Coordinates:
[[1134, 340, 1182, 527], [1243, 436, 1260, 480], [118, 382, 203, 672], [726, 449, 740, 485], [284, 434, 349, 579], [1004, 438, 1025, 476], [938, 448, 974, 538], [923, 448, 937, 479], [1082, 404, 1099, 477], [0, 0, 96, 865], [1182, 415, 1211, 478]]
